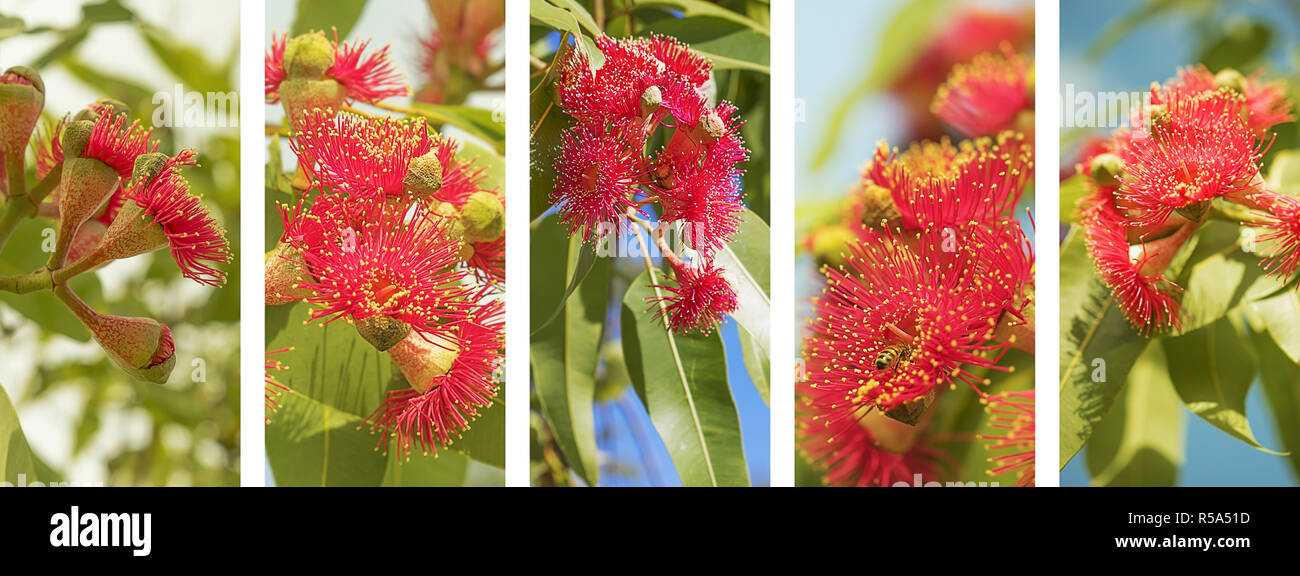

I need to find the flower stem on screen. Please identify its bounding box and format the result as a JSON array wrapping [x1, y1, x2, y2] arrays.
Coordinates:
[[0, 268, 52, 294], [5, 151, 25, 199], [0, 195, 36, 253], [53, 284, 96, 326]]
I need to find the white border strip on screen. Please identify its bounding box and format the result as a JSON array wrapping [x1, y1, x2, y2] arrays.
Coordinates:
[[239, 0, 267, 487], [769, 0, 795, 488], [504, 0, 529, 488], [1035, 0, 1061, 487]]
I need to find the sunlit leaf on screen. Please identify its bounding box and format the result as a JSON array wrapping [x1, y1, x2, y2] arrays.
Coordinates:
[[1086, 345, 1185, 486], [622, 271, 749, 487]]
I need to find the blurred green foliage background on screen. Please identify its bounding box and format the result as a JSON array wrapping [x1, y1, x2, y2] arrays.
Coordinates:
[[0, 0, 240, 487]]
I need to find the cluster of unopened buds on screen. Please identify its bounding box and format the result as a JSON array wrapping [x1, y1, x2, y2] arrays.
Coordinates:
[[798, 43, 1036, 487], [1076, 65, 1296, 334], [0, 65, 230, 383], [265, 31, 505, 457], [548, 33, 749, 335]]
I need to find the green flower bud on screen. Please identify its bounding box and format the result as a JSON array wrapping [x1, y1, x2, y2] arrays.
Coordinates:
[[283, 32, 336, 80], [458, 191, 504, 243], [1090, 153, 1124, 188]]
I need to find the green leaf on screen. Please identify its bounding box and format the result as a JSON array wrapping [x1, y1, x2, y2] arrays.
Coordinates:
[[736, 327, 769, 405], [264, 301, 393, 418], [529, 38, 577, 220], [416, 103, 505, 154], [380, 447, 503, 487], [634, 0, 770, 35], [1265, 149, 1300, 199], [1251, 290, 1300, 362], [622, 271, 749, 486], [550, 0, 600, 36], [266, 390, 387, 487], [532, 234, 596, 335], [1254, 327, 1300, 481], [446, 400, 505, 468], [811, 0, 946, 169], [712, 207, 770, 374], [1059, 173, 1087, 223], [641, 18, 770, 73], [1163, 317, 1279, 452], [0, 386, 39, 485], [0, 15, 24, 40], [291, 0, 368, 40], [530, 2, 603, 69], [453, 136, 505, 192], [529, 216, 607, 485], [1085, 345, 1185, 486], [82, 0, 133, 23], [382, 446, 468, 486], [1059, 229, 1151, 468], [1196, 19, 1273, 73], [1176, 221, 1284, 334]]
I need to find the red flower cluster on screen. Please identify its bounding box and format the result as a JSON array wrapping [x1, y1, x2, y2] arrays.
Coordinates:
[[1075, 65, 1295, 333], [549, 33, 749, 335], [800, 43, 1035, 487], [272, 109, 504, 457], [932, 45, 1034, 138], [0, 64, 228, 385]]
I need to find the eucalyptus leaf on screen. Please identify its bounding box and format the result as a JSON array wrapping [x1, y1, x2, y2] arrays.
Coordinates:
[[266, 390, 387, 487], [1059, 229, 1150, 468], [529, 216, 607, 485], [713, 208, 770, 365], [621, 271, 749, 486], [291, 0, 368, 40], [1163, 317, 1279, 453], [415, 103, 505, 154], [0, 386, 39, 485], [1254, 327, 1300, 481], [1086, 345, 1184, 486], [1251, 290, 1300, 363]]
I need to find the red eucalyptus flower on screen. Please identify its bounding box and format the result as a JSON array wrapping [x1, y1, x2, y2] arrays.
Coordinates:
[[265, 30, 407, 105], [556, 34, 710, 131], [1117, 89, 1265, 228], [980, 389, 1035, 487], [81, 111, 156, 180], [119, 149, 230, 286], [864, 133, 1033, 233], [1168, 64, 1294, 133], [1079, 185, 1188, 334], [1254, 192, 1300, 283], [649, 257, 737, 335], [291, 109, 433, 198], [551, 122, 651, 243], [296, 204, 471, 337], [656, 159, 745, 259], [932, 46, 1033, 138], [366, 295, 504, 457], [798, 384, 945, 487], [802, 227, 1010, 415]]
